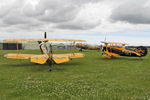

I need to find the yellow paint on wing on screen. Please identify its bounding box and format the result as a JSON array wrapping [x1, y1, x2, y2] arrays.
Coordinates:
[[54, 53, 85, 58], [4, 53, 36, 59], [52, 55, 70, 64], [29, 55, 48, 64], [105, 51, 119, 56]]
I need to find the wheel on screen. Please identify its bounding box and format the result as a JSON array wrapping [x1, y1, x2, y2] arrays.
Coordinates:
[[49, 68, 52, 72], [79, 48, 82, 52], [46, 59, 53, 72]]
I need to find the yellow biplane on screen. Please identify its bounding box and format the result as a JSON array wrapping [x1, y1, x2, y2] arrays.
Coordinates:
[[101, 41, 148, 59], [4, 32, 86, 71]]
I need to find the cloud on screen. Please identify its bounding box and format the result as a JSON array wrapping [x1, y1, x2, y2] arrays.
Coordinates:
[[56, 22, 100, 30], [110, 0, 150, 24], [0, 0, 102, 32], [23, 0, 102, 29], [0, 0, 150, 46], [56, 3, 102, 30], [23, 0, 79, 23]]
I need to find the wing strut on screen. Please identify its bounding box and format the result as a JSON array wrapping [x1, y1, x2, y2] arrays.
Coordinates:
[[73, 41, 75, 55], [16, 42, 20, 56]]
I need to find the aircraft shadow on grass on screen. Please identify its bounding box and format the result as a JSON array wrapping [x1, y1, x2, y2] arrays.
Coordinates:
[[2, 62, 82, 72], [99, 56, 145, 61]]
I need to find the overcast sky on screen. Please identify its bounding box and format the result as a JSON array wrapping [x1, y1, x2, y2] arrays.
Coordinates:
[[0, 0, 150, 45]]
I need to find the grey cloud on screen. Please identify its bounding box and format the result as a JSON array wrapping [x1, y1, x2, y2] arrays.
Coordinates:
[[0, 0, 25, 17], [23, 0, 95, 23], [3, 11, 29, 25], [23, 0, 102, 23], [38, 5, 79, 23], [0, 0, 102, 32], [0, 0, 30, 25], [111, 0, 150, 24], [56, 23, 100, 30], [56, 20, 101, 30]]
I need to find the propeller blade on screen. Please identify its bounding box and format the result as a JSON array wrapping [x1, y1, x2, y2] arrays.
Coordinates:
[[44, 32, 47, 39]]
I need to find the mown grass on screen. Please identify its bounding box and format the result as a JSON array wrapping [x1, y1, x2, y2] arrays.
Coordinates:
[[0, 49, 150, 100]]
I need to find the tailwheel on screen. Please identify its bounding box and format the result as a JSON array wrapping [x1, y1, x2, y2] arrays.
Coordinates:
[[47, 59, 53, 71]]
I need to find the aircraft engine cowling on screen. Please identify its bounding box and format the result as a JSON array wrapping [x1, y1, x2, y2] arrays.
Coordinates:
[[136, 46, 148, 57]]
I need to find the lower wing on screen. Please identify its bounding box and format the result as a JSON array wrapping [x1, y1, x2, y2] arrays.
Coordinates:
[[4, 53, 48, 64], [4, 53, 36, 59], [29, 55, 48, 64], [104, 51, 119, 56], [4, 53, 85, 64], [53, 53, 85, 59], [52, 55, 71, 64]]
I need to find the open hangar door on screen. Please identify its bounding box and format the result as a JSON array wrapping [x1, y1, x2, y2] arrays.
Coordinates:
[[3, 43, 22, 50]]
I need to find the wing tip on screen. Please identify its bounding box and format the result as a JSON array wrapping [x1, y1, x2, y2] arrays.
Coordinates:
[[68, 56, 72, 61], [4, 54, 8, 58], [83, 54, 85, 57]]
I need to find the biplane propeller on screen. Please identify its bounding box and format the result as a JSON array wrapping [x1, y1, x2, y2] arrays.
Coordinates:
[[4, 32, 86, 71], [101, 41, 148, 59]]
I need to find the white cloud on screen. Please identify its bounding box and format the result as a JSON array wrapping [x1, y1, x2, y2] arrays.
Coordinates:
[[0, 0, 150, 45], [56, 3, 102, 30]]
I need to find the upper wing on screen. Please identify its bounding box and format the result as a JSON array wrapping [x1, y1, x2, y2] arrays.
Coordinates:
[[101, 41, 128, 45], [5, 38, 86, 42]]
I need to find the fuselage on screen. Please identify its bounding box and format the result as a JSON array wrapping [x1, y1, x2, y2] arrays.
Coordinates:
[[102, 46, 147, 57]]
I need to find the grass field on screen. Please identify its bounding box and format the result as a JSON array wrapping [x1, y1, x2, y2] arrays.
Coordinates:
[[0, 49, 150, 100]]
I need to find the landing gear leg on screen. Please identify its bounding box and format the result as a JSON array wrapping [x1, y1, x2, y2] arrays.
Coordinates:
[[47, 60, 53, 72]]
